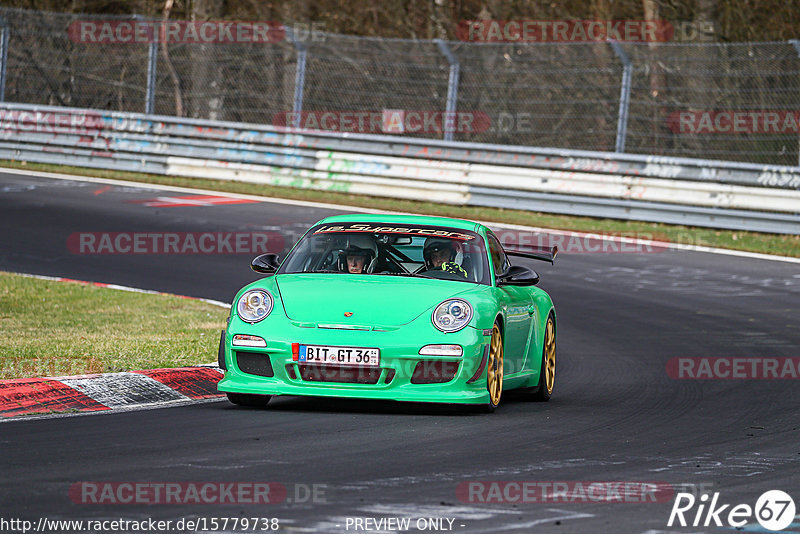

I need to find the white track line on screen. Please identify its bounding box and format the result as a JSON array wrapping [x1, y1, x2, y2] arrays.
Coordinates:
[[0, 166, 392, 213], [2, 166, 798, 265], [10, 272, 231, 308]]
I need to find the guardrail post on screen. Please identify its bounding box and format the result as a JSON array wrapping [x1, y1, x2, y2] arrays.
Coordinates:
[[789, 40, 800, 165], [609, 40, 632, 153], [435, 39, 460, 142], [286, 27, 307, 129], [0, 16, 9, 102]]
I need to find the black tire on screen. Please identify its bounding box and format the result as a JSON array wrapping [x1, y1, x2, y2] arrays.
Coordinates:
[[226, 392, 272, 407]]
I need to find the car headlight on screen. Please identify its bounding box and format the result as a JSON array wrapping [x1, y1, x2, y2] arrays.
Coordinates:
[[236, 289, 273, 323], [432, 299, 472, 333]]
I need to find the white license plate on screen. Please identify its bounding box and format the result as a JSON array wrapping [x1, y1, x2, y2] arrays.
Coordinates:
[[298, 345, 380, 366]]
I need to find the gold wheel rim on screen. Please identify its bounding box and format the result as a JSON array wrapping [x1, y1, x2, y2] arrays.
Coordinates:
[[544, 317, 556, 395], [487, 324, 503, 406]]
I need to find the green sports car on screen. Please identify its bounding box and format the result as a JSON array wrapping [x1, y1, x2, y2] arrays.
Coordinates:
[[217, 214, 557, 412]]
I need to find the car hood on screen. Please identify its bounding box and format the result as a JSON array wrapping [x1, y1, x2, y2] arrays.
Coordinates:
[[275, 274, 476, 327]]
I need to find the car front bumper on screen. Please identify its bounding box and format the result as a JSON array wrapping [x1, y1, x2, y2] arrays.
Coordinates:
[[217, 316, 492, 405]]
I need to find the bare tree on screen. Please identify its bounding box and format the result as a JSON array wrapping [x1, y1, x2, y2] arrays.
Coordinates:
[[642, 0, 668, 153], [189, 0, 225, 119]]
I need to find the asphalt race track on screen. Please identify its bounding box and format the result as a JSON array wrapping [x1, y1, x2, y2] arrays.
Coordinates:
[[1, 170, 799, 533]]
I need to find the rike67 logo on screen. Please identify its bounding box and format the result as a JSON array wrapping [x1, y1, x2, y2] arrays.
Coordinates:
[[668, 490, 796, 531]]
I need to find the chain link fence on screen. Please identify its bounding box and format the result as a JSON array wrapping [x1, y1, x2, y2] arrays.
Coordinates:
[[2, 7, 800, 166]]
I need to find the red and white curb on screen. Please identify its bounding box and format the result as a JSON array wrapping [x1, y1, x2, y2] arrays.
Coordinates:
[[1, 272, 231, 420], [0, 366, 225, 419]]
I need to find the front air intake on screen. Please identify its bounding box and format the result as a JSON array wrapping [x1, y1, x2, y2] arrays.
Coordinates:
[[298, 364, 381, 384], [235, 351, 274, 377], [411, 360, 459, 384]]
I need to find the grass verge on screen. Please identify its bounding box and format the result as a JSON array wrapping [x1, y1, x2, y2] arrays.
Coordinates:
[[0, 272, 228, 380], [1, 160, 798, 257]]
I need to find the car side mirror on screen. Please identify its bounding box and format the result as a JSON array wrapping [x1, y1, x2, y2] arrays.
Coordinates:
[[251, 253, 281, 274], [497, 265, 539, 287]]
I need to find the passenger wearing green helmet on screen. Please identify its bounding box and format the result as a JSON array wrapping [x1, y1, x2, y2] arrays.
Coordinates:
[[423, 237, 468, 279]]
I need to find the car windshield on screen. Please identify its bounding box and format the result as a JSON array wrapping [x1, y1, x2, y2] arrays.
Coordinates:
[[279, 222, 490, 284]]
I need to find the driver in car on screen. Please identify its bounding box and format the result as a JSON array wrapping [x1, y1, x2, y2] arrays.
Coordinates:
[[423, 237, 468, 279], [340, 234, 378, 274]]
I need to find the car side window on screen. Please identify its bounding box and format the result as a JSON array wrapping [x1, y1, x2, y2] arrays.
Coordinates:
[[487, 233, 510, 277]]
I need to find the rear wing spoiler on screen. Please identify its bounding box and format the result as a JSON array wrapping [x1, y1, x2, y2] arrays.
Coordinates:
[[504, 245, 558, 265]]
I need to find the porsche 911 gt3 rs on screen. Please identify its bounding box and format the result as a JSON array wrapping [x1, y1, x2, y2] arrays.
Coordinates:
[[217, 214, 557, 412]]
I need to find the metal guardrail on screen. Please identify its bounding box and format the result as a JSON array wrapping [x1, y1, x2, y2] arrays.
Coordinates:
[[0, 102, 799, 234]]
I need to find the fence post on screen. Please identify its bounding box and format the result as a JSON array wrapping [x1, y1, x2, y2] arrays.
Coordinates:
[[145, 30, 158, 114], [435, 39, 460, 142], [609, 40, 632, 153], [0, 16, 9, 102], [286, 27, 307, 129], [134, 15, 158, 115], [789, 40, 800, 166]]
